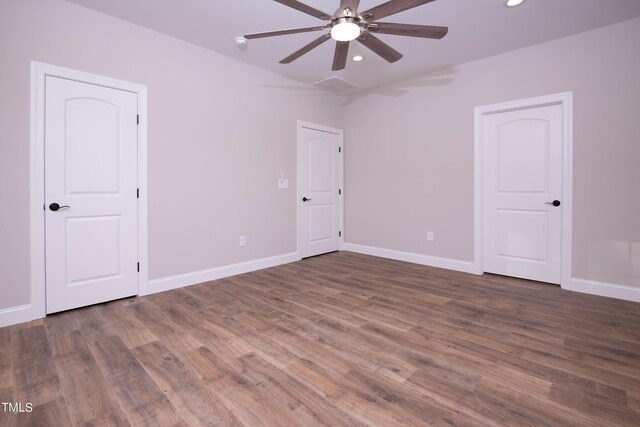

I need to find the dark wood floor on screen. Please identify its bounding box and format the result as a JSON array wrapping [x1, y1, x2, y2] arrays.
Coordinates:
[[1, 252, 640, 426]]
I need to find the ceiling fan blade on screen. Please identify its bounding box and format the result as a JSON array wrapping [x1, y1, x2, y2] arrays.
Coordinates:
[[280, 34, 332, 64], [274, 0, 332, 20], [371, 22, 448, 39], [357, 33, 403, 63], [245, 25, 329, 39], [332, 41, 351, 71], [339, 0, 361, 14], [361, 0, 436, 21]]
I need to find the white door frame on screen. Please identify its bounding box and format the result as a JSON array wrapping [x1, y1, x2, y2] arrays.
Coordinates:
[[296, 120, 344, 259], [30, 62, 149, 320], [473, 92, 573, 289]]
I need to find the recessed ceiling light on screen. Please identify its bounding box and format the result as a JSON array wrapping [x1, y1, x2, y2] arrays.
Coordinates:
[[352, 55, 364, 62], [504, 0, 526, 7]]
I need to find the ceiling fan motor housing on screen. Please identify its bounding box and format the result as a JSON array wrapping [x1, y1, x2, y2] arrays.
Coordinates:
[[244, 0, 449, 71]]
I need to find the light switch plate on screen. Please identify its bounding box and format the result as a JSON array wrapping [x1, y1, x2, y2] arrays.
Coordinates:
[[278, 178, 289, 189]]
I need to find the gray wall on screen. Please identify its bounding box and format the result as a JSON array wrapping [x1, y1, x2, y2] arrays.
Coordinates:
[[1, 0, 639, 316], [343, 17, 640, 288], [0, 0, 343, 310]]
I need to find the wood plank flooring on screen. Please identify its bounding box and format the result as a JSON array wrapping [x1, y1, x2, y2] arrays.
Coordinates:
[[1, 252, 640, 426]]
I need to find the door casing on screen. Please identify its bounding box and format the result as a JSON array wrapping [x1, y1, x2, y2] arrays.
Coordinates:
[[296, 121, 344, 259], [474, 92, 573, 289], [30, 62, 149, 319]]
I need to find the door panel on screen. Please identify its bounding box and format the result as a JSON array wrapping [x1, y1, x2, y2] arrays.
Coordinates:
[[309, 139, 335, 192], [484, 104, 562, 284], [497, 120, 548, 193], [309, 204, 335, 242], [496, 209, 548, 262], [66, 216, 121, 285], [45, 76, 138, 313], [299, 126, 342, 258]]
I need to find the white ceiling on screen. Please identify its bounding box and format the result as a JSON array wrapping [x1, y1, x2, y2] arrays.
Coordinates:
[[65, 0, 640, 94]]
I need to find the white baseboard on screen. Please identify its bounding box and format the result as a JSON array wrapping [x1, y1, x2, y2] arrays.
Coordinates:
[[342, 243, 477, 274], [5, 252, 636, 329], [145, 251, 300, 295], [0, 304, 42, 328], [569, 278, 640, 303], [343, 244, 640, 303], [0, 252, 299, 329]]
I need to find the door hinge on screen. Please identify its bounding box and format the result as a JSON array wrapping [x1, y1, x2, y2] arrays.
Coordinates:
[[137, 114, 140, 125], [339, 231, 342, 237], [338, 147, 342, 153], [137, 262, 140, 272], [137, 188, 140, 199], [339, 189, 342, 195]]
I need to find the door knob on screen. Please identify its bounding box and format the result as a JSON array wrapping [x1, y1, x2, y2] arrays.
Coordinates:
[[49, 203, 70, 211], [545, 200, 561, 207], [302, 197, 312, 202]]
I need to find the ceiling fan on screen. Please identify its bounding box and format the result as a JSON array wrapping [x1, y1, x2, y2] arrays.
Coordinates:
[[244, 0, 448, 71]]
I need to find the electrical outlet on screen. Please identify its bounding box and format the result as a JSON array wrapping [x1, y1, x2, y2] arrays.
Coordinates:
[[239, 235, 246, 247], [427, 231, 434, 242]]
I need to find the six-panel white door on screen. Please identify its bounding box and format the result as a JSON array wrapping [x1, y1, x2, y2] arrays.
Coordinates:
[[299, 126, 342, 258], [483, 104, 563, 284], [45, 76, 139, 313]]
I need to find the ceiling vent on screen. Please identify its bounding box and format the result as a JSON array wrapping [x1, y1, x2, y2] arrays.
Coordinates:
[[314, 76, 358, 93]]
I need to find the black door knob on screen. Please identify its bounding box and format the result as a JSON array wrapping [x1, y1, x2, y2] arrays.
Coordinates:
[[545, 200, 561, 207], [49, 203, 70, 211], [302, 197, 312, 202]]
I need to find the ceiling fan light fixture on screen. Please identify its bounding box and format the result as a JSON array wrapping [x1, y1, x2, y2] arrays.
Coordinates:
[[246, 0, 448, 70], [352, 55, 364, 62], [504, 0, 526, 7], [331, 17, 361, 42]]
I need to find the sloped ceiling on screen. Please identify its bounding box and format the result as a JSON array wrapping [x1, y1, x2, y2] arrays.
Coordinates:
[[65, 0, 640, 93]]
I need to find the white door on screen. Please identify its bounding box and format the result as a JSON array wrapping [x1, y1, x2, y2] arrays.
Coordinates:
[[45, 76, 139, 313], [483, 104, 563, 284], [299, 124, 342, 258]]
